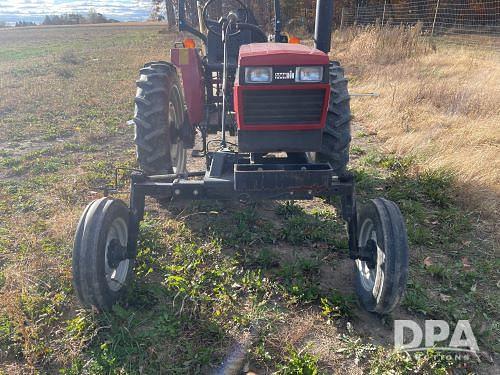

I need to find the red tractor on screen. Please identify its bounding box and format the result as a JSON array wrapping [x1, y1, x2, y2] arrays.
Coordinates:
[[72, 0, 409, 315]]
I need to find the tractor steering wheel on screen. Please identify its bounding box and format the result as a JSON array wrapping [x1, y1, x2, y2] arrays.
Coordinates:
[[202, 0, 249, 37]]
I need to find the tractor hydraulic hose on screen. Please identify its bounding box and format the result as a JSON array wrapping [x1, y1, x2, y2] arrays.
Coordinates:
[[220, 19, 234, 148], [196, 1, 206, 34]]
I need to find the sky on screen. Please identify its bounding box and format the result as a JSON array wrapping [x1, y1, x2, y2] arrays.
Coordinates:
[[0, 0, 153, 23]]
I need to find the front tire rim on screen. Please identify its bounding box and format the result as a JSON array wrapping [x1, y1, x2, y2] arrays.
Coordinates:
[[356, 218, 384, 293], [306, 152, 317, 163], [104, 217, 130, 292], [169, 86, 186, 174]]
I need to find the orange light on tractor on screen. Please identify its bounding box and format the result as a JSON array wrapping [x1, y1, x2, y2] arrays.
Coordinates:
[[183, 38, 196, 48], [289, 36, 301, 44]]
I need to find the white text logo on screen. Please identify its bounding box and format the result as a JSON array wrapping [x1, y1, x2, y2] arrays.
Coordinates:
[[394, 320, 479, 353]]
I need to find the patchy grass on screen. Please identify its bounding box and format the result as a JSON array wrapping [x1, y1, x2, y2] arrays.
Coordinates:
[[369, 348, 457, 375], [0, 24, 498, 374]]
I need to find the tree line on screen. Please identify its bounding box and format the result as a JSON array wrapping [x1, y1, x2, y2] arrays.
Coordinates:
[[0, 21, 38, 28], [42, 9, 118, 26], [7, 9, 119, 27]]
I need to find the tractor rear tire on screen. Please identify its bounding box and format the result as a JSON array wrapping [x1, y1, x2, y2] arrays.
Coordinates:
[[318, 61, 351, 177], [134, 61, 187, 175]]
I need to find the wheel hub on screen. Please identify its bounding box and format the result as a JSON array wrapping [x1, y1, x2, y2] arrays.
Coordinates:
[[359, 239, 377, 269], [107, 238, 128, 269], [356, 218, 380, 292]]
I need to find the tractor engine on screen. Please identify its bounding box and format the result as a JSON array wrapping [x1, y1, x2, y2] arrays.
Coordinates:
[[234, 43, 330, 153]]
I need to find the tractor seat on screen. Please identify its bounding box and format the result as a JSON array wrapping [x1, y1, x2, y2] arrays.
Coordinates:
[[206, 27, 254, 67], [205, 10, 265, 67]]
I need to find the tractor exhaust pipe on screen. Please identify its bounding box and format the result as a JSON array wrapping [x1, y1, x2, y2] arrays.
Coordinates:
[[314, 0, 335, 54]]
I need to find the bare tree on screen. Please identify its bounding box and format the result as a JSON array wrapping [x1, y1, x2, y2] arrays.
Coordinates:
[[150, 0, 163, 20], [150, 0, 184, 29], [165, 1, 176, 29]]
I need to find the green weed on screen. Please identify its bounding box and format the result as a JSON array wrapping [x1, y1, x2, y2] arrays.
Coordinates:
[[280, 207, 346, 248], [277, 348, 320, 375], [320, 291, 356, 321], [276, 201, 304, 217], [350, 145, 366, 156], [353, 168, 381, 192], [252, 248, 279, 269], [402, 281, 432, 315], [209, 206, 277, 247], [0, 314, 19, 355], [279, 259, 321, 303], [338, 334, 376, 365]]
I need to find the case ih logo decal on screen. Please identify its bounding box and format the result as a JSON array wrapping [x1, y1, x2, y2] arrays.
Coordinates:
[[274, 70, 295, 80]]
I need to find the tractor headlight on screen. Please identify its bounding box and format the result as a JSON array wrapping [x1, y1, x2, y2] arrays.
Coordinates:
[[245, 67, 272, 83], [295, 66, 323, 82]]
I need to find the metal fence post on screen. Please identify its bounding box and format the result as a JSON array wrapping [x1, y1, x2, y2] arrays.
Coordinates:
[[355, 1, 359, 25], [382, 0, 387, 26], [431, 0, 440, 36], [340, 7, 344, 30]]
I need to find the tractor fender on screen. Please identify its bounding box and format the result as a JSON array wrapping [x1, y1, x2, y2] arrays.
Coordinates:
[[171, 48, 204, 127]]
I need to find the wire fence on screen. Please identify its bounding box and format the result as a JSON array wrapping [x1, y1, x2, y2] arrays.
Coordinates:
[[337, 0, 500, 48]]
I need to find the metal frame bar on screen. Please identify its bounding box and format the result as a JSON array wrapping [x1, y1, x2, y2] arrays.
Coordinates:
[[125, 168, 360, 260]]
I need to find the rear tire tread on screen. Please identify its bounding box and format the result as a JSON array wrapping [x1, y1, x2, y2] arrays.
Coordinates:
[[134, 61, 184, 175], [318, 61, 352, 177]]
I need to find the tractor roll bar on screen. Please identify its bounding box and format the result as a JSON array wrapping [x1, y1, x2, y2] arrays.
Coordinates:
[[178, 0, 283, 43], [178, 0, 335, 52]]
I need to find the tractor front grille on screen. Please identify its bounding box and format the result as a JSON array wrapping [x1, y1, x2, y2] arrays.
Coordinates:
[[242, 89, 326, 126]]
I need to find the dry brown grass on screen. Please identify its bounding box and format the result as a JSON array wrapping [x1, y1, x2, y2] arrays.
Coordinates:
[[333, 23, 435, 65], [332, 25, 500, 215]]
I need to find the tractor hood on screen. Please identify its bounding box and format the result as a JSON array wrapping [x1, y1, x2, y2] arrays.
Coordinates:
[[238, 43, 329, 66]]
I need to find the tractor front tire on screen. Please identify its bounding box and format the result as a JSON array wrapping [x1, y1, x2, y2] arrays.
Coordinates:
[[134, 61, 187, 175], [318, 61, 351, 177], [355, 198, 409, 314], [72, 198, 134, 311]]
